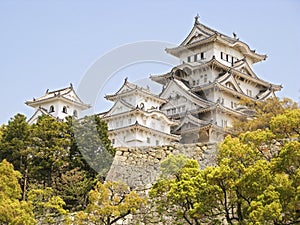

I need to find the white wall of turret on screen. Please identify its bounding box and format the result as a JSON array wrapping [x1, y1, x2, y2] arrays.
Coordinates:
[[31, 100, 80, 120], [108, 130, 174, 148], [106, 111, 171, 134], [179, 43, 214, 65], [122, 93, 161, 111]]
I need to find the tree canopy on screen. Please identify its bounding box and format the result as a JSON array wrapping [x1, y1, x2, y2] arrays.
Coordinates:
[[150, 103, 300, 224]]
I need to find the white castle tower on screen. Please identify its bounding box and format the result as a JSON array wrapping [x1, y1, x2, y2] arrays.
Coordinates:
[[26, 84, 90, 124], [150, 15, 281, 143], [100, 78, 179, 147]]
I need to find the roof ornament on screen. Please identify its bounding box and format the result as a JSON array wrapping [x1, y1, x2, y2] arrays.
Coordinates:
[[46, 89, 49, 94], [124, 77, 128, 83], [70, 83, 73, 88], [233, 32, 238, 39], [194, 14, 200, 25]]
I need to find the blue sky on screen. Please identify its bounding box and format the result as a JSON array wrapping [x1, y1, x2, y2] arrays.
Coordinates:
[[0, 0, 299, 124]]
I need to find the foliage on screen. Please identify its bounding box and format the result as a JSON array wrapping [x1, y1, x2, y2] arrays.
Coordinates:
[[0, 114, 33, 200], [232, 97, 298, 135], [68, 115, 115, 180], [270, 108, 300, 139], [55, 167, 95, 211], [0, 159, 35, 225], [0, 113, 115, 220], [150, 107, 300, 224], [75, 181, 146, 225], [30, 115, 71, 187], [28, 187, 69, 224]]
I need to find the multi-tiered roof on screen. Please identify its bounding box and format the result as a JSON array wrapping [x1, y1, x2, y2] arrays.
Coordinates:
[[151, 15, 282, 143], [101, 78, 179, 147]]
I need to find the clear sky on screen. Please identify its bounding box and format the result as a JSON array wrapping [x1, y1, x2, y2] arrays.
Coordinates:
[[0, 0, 299, 124]]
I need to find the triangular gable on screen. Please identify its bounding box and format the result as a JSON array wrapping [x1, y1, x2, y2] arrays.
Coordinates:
[[160, 79, 211, 108], [257, 89, 276, 100], [114, 80, 136, 96], [233, 60, 257, 78], [61, 88, 85, 104], [103, 99, 135, 117], [174, 114, 209, 132], [28, 108, 53, 125], [181, 25, 212, 46], [217, 73, 244, 94]]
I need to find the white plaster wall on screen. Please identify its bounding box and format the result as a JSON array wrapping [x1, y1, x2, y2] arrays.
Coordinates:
[[237, 80, 262, 98], [31, 100, 82, 120], [179, 43, 214, 65], [189, 68, 212, 86], [109, 130, 174, 148], [214, 43, 246, 67], [122, 93, 161, 110]]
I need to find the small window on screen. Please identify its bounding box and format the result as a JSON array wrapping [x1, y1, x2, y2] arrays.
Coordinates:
[[187, 56, 191, 62], [221, 52, 223, 59], [194, 54, 197, 62], [167, 109, 171, 115], [128, 118, 132, 124], [204, 74, 208, 83], [201, 52, 205, 59], [226, 54, 229, 62], [49, 105, 55, 113], [247, 89, 252, 97], [62, 106, 67, 114], [147, 137, 150, 144], [156, 140, 159, 146], [73, 110, 78, 117], [222, 120, 227, 128], [231, 101, 234, 109], [193, 80, 196, 86]]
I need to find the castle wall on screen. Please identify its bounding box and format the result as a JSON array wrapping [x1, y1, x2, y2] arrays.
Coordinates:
[[106, 143, 217, 188]]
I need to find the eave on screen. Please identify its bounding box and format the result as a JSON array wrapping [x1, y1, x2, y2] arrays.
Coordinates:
[[166, 35, 266, 64], [105, 88, 167, 104], [102, 108, 179, 126], [108, 123, 180, 141], [25, 96, 91, 110]]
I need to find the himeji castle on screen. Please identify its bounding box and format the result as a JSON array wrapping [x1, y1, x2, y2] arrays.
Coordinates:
[[103, 16, 281, 146], [26, 16, 282, 147]]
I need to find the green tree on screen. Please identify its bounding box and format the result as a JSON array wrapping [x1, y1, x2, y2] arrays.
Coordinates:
[[55, 167, 95, 211], [270, 108, 300, 139], [233, 97, 298, 135], [31, 115, 71, 188], [0, 159, 35, 225], [75, 181, 146, 225], [150, 155, 221, 224], [28, 187, 69, 224], [0, 114, 33, 200], [69, 115, 115, 180], [150, 132, 300, 224]]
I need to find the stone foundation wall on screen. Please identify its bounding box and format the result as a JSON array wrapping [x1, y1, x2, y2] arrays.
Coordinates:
[[106, 143, 217, 189]]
